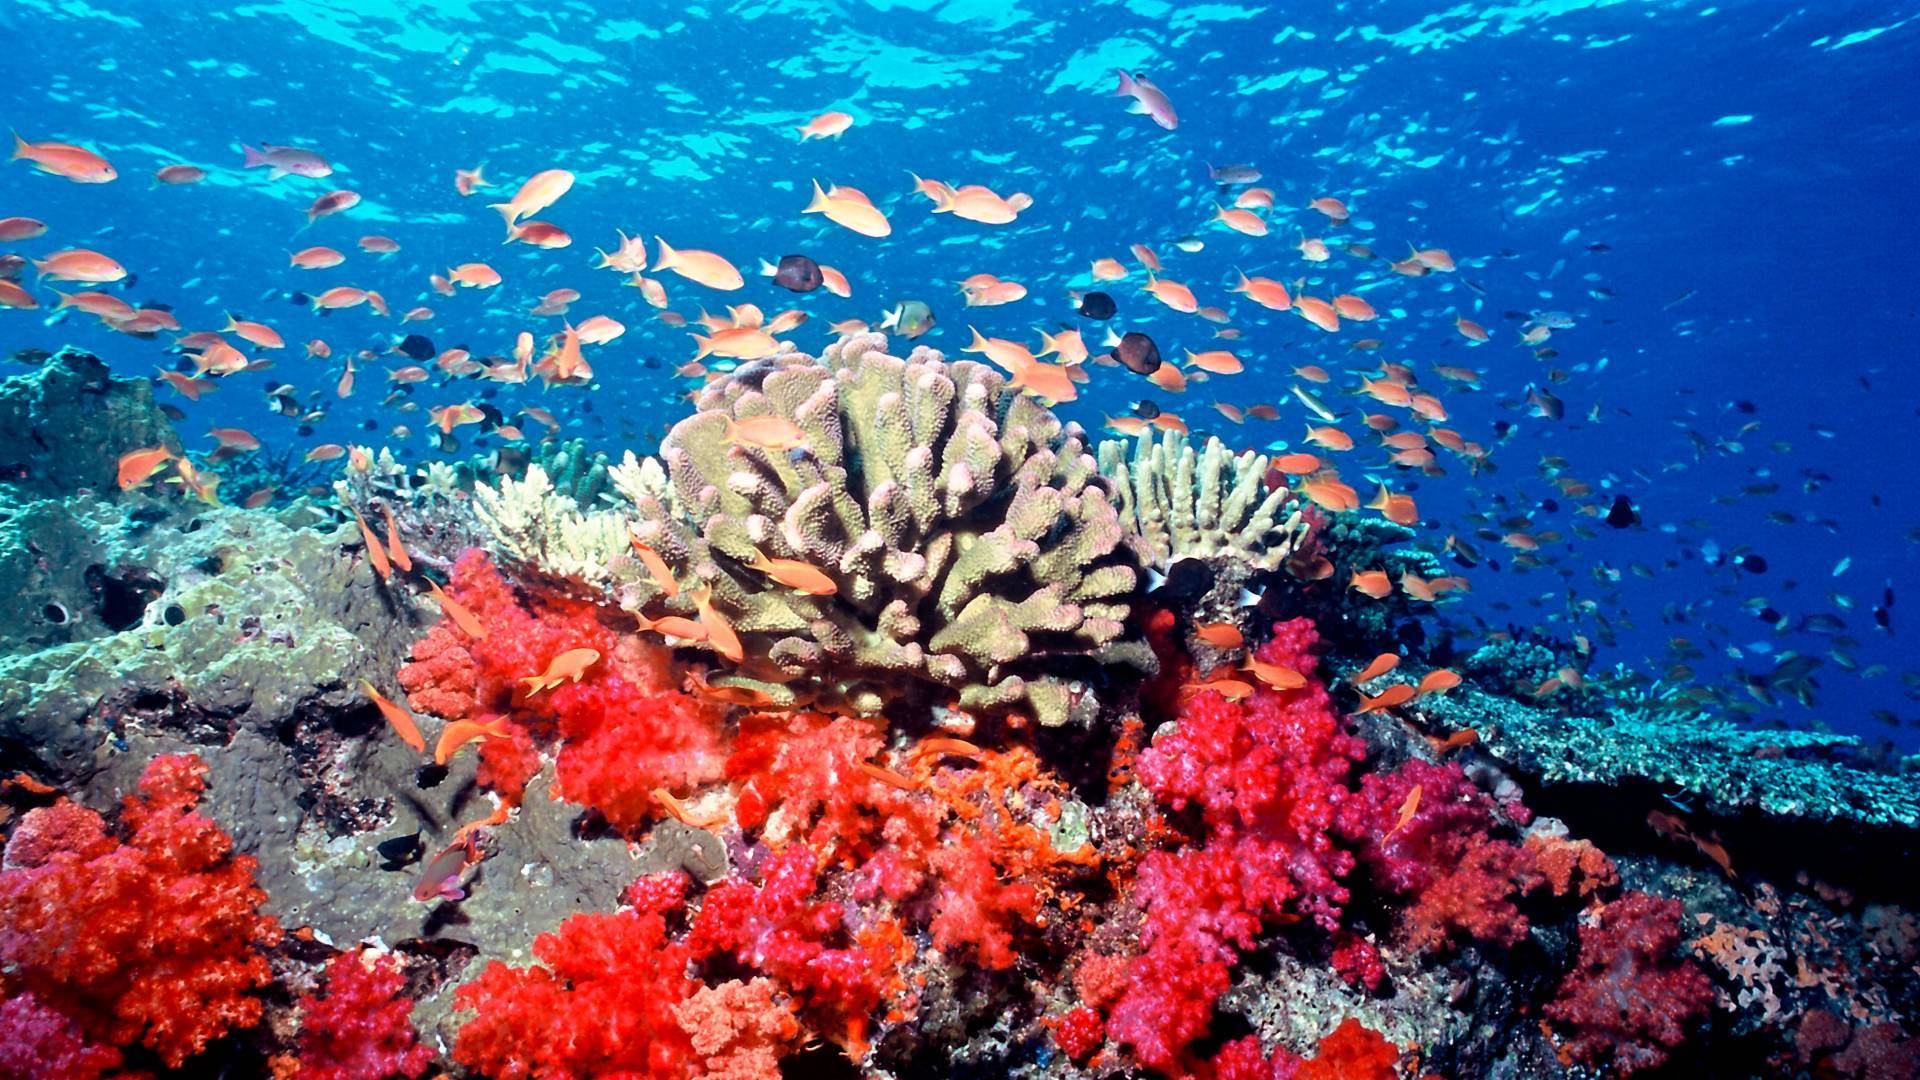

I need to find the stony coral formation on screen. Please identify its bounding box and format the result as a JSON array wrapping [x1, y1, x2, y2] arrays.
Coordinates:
[[623, 332, 1153, 726], [1099, 427, 1309, 576]]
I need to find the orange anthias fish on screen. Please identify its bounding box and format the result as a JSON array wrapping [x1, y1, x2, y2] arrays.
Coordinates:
[[1350, 652, 1400, 684], [1182, 678, 1256, 702], [378, 503, 412, 573], [722, 414, 808, 450], [426, 579, 486, 638], [653, 237, 743, 290], [1355, 684, 1417, 714], [1414, 669, 1463, 697], [434, 714, 512, 765], [693, 588, 744, 663], [1350, 570, 1393, 599], [360, 679, 425, 753], [116, 446, 174, 490], [521, 648, 602, 697], [11, 133, 116, 183], [747, 551, 837, 596], [350, 508, 392, 581], [1382, 783, 1422, 842], [628, 533, 680, 598], [1243, 657, 1307, 691], [1193, 622, 1244, 649]]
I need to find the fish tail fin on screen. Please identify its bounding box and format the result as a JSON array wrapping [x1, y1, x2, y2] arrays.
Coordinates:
[[691, 333, 714, 360], [1114, 68, 1136, 97], [241, 143, 266, 168], [964, 324, 989, 353], [757, 258, 778, 277], [804, 179, 831, 213], [651, 236, 676, 271], [486, 201, 517, 236], [501, 222, 521, 245], [879, 305, 900, 329], [10, 131, 29, 160], [50, 289, 73, 310], [30, 257, 46, 280]]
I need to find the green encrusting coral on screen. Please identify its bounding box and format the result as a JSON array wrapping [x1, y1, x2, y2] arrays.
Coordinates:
[[1422, 682, 1920, 828]]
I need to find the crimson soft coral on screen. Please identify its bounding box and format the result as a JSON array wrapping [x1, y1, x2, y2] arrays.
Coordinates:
[[0, 754, 282, 1069], [296, 950, 434, 1080], [399, 551, 725, 829], [1545, 891, 1715, 1075], [453, 881, 698, 1080], [1336, 758, 1541, 952]]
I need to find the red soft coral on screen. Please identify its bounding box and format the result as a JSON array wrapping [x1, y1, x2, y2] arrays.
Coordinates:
[[1545, 891, 1715, 1075], [399, 552, 725, 829], [1207, 1018, 1397, 1080], [453, 904, 696, 1080], [296, 949, 434, 1080], [0, 754, 281, 1068], [688, 846, 899, 1046]]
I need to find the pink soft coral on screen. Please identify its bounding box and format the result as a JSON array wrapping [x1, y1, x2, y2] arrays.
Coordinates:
[[671, 978, 799, 1080], [296, 950, 434, 1080], [0, 755, 282, 1068], [0, 992, 121, 1080], [1112, 617, 1363, 1070], [1545, 891, 1715, 1075]]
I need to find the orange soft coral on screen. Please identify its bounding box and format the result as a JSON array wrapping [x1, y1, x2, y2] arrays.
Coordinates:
[[0, 755, 282, 1068]]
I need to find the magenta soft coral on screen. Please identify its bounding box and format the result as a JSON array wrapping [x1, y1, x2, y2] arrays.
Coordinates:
[[1336, 758, 1542, 952], [1111, 617, 1363, 1071], [0, 755, 282, 1069], [453, 882, 698, 1080], [296, 950, 434, 1080], [399, 551, 725, 829], [1545, 891, 1715, 1075]]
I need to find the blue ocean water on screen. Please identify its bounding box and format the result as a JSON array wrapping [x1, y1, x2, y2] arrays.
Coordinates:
[[4, 0, 1915, 746]]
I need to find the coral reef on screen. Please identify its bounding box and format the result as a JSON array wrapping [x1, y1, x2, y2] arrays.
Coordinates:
[[486, 332, 1151, 727], [1423, 681, 1920, 827], [0, 755, 282, 1068], [0, 347, 1915, 1080]]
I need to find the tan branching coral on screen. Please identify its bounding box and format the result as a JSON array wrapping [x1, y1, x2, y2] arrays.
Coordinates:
[[610, 333, 1152, 726], [1097, 429, 1308, 574]]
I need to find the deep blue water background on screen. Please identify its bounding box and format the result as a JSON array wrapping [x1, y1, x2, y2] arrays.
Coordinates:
[[3, 0, 1916, 746]]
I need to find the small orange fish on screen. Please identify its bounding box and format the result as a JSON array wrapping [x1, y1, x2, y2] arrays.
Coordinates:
[[1272, 453, 1320, 475], [653, 787, 726, 828], [694, 588, 744, 663], [1243, 657, 1307, 691], [360, 680, 425, 753], [116, 446, 173, 490], [1356, 684, 1416, 714], [747, 550, 837, 596], [434, 714, 512, 765], [426, 580, 487, 639], [379, 503, 412, 573], [1366, 484, 1419, 527], [520, 648, 601, 697], [350, 508, 392, 581], [1194, 622, 1244, 649], [722, 414, 808, 450], [1299, 475, 1359, 513], [857, 760, 920, 792], [636, 611, 707, 642], [1383, 783, 1421, 842], [1182, 678, 1256, 702], [1426, 728, 1479, 756], [1349, 570, 1392, 599], [628, 533, 680, 598], [1414, 669, 1462, 697], [1350, 653, 1400, 684]]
